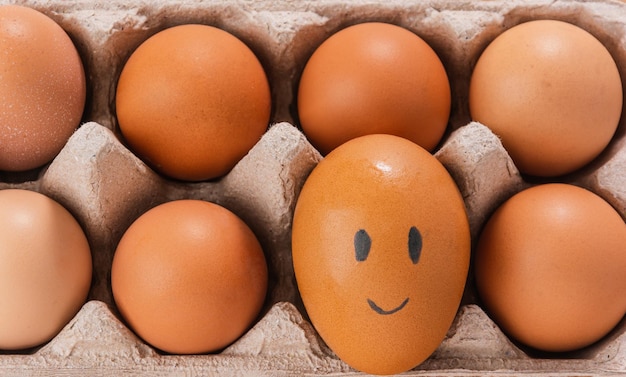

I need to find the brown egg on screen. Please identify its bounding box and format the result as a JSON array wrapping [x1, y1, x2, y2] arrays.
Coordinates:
[[116, 24, 271, 182], [292, 134, 470, 375], [469, 20, 623, 177], [0, 5, 86, 172], [475, 183, 626, 352], [0, 189, 92, 350], [297, 22, 451, 155], [111, 200, 268, 354]]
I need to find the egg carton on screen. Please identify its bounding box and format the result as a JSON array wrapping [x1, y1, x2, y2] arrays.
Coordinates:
[[0, 0, 625, 375]]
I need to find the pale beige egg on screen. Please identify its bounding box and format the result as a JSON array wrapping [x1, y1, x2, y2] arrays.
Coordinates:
[[0, 189, 92, 350]]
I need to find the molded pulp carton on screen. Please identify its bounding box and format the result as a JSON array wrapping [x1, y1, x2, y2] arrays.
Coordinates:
[[0, 0, 625, 375]]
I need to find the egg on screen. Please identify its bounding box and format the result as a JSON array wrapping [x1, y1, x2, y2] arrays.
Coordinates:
[[292, 134, 470, 375], [469, 20, 623, 177], [0, 5, 86, 172], [0, 189, 92, 350], [297, 22, 451, 155], [475, 183, 626, 353], [115, 24, 271, 182], [111, 199, 268, 354]]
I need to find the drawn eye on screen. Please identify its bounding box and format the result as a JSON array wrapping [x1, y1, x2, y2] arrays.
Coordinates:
[[354, 229, 371, 262], [408, 226, 422, 264]]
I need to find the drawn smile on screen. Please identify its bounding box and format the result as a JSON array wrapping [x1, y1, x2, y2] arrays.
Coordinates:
[[367, 297, 409, 315]]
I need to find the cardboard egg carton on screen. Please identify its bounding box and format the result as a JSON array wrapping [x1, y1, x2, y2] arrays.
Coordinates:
[[0, 0, 625, 375]]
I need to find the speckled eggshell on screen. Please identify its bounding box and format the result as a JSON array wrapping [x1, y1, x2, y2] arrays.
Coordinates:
[[0, 5, 86, 172], [292, 134, 471, 375]]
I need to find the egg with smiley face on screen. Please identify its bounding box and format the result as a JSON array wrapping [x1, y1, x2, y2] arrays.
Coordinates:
[[292, 134, 470, 375]]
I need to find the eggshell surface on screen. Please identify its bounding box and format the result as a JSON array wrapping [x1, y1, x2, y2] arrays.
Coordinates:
[[297, 22, 451, 155], [111, 200, 268, 354], [0, 5, 86, 172], [116, 24, 271, 181], [0, 189, 92, 350], [469, 20, 623, 177], [475, 183, 626, 352], [292, 134, 471, 375]]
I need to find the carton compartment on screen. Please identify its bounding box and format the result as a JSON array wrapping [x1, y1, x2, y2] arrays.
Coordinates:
[[0, 0, 625, 375]]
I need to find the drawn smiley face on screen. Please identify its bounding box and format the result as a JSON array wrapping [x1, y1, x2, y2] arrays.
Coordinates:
[[354, 227, 422, 315], [292, 134, 471, 375]]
